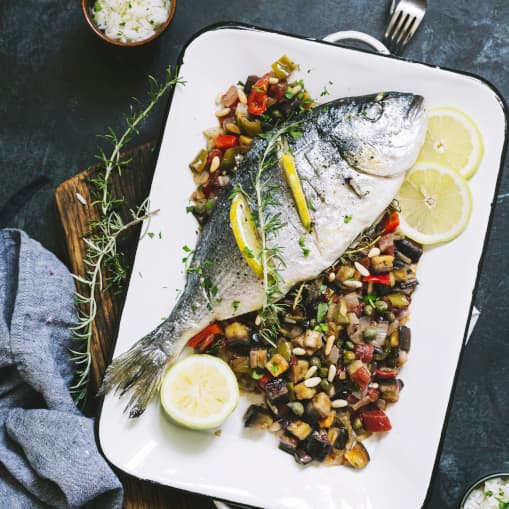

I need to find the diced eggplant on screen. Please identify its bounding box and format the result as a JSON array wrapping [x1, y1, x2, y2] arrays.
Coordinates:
[[294, 382, 316, 401], [304, 401, 320, 425], [249, 348, 268, 369], [305, 430, 332, 462], [398, 279, 419, 291], [334, 427, 349, 450], [224, 322, 250, 347], [244, 75, 259, 94], [290, 359, 309, 384], [279, 432, 299, 455], [303, 329, 323, 354], [243, 405, 274, 429], [286, 419, 313, 440], [394, 238, 423, 262], [399, 325, 411, 351], [294, 448, 313, 465], [379, 379, 401, 402], [265, 353, 289, 377], [385, 346, 400, 368], [370, 255, 394, 273], [344, 442, 370, 469], [312, 392, 332, 418], [336, 265, 355, 283], [230, 356, 250, 375], [264, 377, 289, 404]]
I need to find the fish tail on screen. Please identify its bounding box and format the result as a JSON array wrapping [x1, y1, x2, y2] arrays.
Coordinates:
[[100, 321, 176, 418]]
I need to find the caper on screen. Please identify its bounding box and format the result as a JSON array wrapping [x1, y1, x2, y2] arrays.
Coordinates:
[[363, 327, 378, 340], [364, 304, 374, 317], [343, 350, 356, 364], [374, 300, 389, 313], [386, 311, 396, 323], [319, 367, 329, 378], [287, 401, 304, 416], [335, 339, 344, 348], [320, 379, 332, 392], [352, 417, 363, 430], [309, 356, 322, 369], [344, 340, 355, 350]]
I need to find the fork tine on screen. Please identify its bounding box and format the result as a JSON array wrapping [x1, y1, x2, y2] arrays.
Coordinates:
[[387, 11, 408, 45], [383, 7, 403, 43], [402, 14, 423, 46], [395, 15, 414, 46]]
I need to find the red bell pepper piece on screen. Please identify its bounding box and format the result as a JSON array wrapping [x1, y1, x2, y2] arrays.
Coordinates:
[[258, 373, 272, 390], [373, 368, 398, 379], [187, 322, 224, 348], [354, 343, 374, 363], [362, 273, 392, 286], [360, 409, 392, 432], [350, 365, 372, 389], [248, 74, 270, 116], [215, 134, 239, 150], [197, 333, 216, 353], [383, 211, 400, 233]]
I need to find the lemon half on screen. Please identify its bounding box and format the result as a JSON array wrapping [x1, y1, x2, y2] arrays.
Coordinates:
[[417, 107, 484, 179], [160, 355, 239, 430], [397, 162, 472, 245], [230, 193, 263, 278]]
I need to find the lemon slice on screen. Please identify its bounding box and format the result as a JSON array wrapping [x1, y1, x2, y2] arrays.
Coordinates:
[[417, 107, 484, 179], [160, 355, 239, 430], [230, 193, 263, 278], [280, 153, 312, 231], [397, 162, 472, 245]]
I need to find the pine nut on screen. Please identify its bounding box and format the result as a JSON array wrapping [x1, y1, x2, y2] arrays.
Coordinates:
[[324, 335, 335, 356], [304, 377, 321, 388], [327, 272, 336, 282], [354, 261, 370, 277], [339, 299, 347, 317], [215, 107, 231, 118], [215, 92, 223, 105], [255, 315, 262, 326], [209, 156, 220, 173], [293, 347, 306, 356], [343, 280, 362, 289], [225, 122, 240, 134], [331, 399, 348, 408], [305, 365, 318, 379], [237, 87, 247, 104], [268, 76, 279, 85], [368, 247, 380, 258], [327, 364, 337, 383], [368, 382, 379, 389]]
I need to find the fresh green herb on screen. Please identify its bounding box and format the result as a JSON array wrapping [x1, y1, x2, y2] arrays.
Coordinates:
[[316, 302, 329, 323], [237, 80, 245, 87], [260, 113, 273, 122], [314, 323, 328, 333], [298, 236, 310, 257], [147, 232, 155, 239], [298, 79, 305, 89], [320, 86, 330, 97], [243, 246, 255, 258], [284, 89, 294, 100], [232, 300, 240, 312], [93, 2, 102, 11], [344, 214, 352, 224], [363, 294, 379, 306], [186, 204, 196, 214], [70, 67, 184, 406], [486, 491, 494, 497], [205, 198, 215, 210], [270, 361, 279, 375], [251, 369, 264, 380], [158, 232, 162, 239], [319, 283, 327, 293]]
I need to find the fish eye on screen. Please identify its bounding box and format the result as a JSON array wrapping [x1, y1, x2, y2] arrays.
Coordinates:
[[361, 102, 383, 122]]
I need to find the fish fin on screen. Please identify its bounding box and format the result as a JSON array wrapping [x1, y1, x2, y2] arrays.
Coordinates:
[[100, 323, 175, 418]]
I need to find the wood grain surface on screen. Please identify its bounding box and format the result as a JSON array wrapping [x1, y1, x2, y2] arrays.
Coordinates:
[[54, 142, 215, 509]]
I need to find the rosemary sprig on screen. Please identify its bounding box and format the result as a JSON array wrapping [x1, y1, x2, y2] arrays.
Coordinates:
[[250, 122, 303, 346], [70, 67, 184, 406]]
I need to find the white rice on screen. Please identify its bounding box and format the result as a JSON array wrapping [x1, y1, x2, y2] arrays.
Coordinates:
[[92, 0, 171, 43], [463, 476, 509, 509]]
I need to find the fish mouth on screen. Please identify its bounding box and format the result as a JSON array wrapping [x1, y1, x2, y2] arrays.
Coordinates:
[[406, 95, 425, 121]]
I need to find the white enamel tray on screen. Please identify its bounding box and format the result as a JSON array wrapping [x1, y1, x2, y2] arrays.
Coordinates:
[[99, 24, 507, 509]]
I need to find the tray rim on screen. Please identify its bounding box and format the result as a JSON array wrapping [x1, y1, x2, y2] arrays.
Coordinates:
[[95, 21, 509, 509]]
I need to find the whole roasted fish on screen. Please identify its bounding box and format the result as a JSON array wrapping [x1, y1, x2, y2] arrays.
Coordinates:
[[102, 92, 427, 417]]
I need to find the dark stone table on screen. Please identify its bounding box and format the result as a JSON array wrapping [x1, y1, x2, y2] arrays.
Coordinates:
[[1, 1, 508, 508]]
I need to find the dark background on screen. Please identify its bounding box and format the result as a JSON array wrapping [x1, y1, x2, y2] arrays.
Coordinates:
[[1, 1, 508, 508]]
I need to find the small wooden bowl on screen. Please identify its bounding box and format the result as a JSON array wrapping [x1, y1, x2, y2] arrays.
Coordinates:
[[81, 0, 176, 47]]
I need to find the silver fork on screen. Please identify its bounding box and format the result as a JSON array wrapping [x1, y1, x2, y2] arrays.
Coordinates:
[[383, 0, 427, 55]]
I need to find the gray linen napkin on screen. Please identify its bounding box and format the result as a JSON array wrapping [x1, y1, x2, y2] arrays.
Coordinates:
[[0, 229, 123, 509]]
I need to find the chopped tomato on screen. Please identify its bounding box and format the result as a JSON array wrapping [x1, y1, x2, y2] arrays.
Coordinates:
[[350, 365, 371, 389], [247, 73, 270, 116], [360, 409, 392, 432], [383, 210, 400, 233], [367, 388, 380, 402], [215, 134, 239, 149], [258, 373, 272, 390], [354, 343, 374, 363], [187, 323, 224, 348], [207, 148, 222, 164], [373, 368, 398, 379]]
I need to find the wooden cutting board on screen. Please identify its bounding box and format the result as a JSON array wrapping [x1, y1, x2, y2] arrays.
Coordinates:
[[54, 142, 215, 509]]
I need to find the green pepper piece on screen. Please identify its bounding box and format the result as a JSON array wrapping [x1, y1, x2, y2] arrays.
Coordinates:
[[220, 147, 240, 169], [271, 54, 298, 80], [277, 340, 292, 361], [373, 338, 392, 361], [386, 293, 410, 307], [236, 114, 262, 137], [189, 148, 208, 173]]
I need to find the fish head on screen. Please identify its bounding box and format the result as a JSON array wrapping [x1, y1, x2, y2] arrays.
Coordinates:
[[317, 92, 427, 177]]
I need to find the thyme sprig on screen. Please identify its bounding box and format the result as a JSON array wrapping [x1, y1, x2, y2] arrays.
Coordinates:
[[70, 67, 184, 406], [250, 122, 303, 346]]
